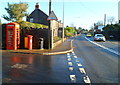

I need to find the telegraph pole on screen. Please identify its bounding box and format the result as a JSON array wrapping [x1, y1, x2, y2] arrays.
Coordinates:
[[49, 0, 52, 15], [48, 0, 52, 49], [104, 14, 106, 27]]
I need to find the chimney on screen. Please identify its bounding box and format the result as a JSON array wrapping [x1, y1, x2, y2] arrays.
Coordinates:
[[35, 3, 39, 9]]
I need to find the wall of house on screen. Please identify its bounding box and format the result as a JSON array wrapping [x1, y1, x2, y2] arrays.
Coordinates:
[[51, 20, 59, 37]]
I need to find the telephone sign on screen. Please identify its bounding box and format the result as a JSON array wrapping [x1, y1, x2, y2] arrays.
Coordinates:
[[6, 22, 20, 50]]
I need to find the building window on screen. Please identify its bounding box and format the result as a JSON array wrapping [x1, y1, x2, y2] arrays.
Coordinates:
[[30, 18, 33, 22]]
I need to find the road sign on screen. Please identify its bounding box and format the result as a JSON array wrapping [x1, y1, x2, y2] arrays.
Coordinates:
[[47, 11, 58, 20]]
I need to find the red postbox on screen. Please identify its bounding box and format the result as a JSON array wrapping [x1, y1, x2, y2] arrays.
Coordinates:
[[6, 22, 20, 50], [27, 35, 33, 50]]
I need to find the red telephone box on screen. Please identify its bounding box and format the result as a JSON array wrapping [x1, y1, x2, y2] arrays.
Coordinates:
[[27, 35, 33, 50], [6, 22, 20, 50]]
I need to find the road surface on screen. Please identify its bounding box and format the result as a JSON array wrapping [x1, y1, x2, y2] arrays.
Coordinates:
[[73, 34, 119, 83], [2, 35, 119, 83]]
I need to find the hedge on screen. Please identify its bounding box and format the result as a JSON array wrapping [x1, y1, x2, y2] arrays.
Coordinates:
[[20, 21, 48, 29]]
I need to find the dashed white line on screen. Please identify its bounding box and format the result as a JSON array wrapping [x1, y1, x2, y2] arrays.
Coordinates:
[[67, 55, 71, 58], [84, 76, 91, 83], [74, 56, 77, 58], [69, 67, 74, 71], [72, 51, 75, 56], [85, 37, 119, 56], [68, 62, 73, 66], [70, 75, 76, 82], [68, 57, 71, 61], [79, 68, 86, 74], [72, 51, 74, 54], [67, 53, 70, 56], [77, 63, 82, 66]]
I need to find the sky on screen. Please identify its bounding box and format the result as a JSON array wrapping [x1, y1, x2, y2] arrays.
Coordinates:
[[0, 0, 119, 30]]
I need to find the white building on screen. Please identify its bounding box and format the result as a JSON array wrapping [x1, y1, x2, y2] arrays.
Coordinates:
[[118, 1, 120, 23]]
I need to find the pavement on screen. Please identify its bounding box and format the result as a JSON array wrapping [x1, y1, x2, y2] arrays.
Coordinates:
[[108, 40, 120, 45], [2, 39, 73, 55]]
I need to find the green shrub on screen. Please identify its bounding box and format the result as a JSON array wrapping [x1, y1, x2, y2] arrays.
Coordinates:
[[20, 21, 48, 29]]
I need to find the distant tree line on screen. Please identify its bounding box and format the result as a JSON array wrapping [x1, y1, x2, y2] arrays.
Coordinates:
[[103, 24, 120, 31], [64, 26, 77, 37]]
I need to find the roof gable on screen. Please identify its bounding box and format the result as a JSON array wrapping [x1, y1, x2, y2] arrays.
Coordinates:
[[29, 9, 48, 17]]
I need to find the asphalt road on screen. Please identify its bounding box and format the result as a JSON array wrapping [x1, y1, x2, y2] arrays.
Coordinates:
[[2, 35, 119, 84], [73, 34, 119, 83], [2, 52, 89, 83]]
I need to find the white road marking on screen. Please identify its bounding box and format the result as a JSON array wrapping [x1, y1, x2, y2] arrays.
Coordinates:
[[67, 53, 70, 56], [72, 51, 74, 54], [68, 62, 73, 66], [68, 51, 91, 83], [84, 76, 91, 83], [70, 75, 76, 82], [72, 51, 75, 55], [68, 58, 71, 61], [77, 63, 82, 66], [85, 37, 119, 56], [67, 56, 71, 58], [69, 67, 74, 71], [79, 68, 86, 74], [76, 59, 79, 62], [74, 56, 77, 58]]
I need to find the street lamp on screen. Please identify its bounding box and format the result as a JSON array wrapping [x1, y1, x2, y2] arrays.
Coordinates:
[[62, 0, 65, 42]]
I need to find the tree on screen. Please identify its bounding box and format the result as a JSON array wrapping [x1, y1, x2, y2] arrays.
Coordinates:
[[3, 2, 28, 23], [77, 27, 82, 33], [94, 21, 103, 27], [96, 21, 103, 26], [64, 27, 77, 37], [0, 18, 1, 24], [107, 16, 115, 25]]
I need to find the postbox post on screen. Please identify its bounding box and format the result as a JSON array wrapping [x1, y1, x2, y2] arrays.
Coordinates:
[[27, 35, 33, 50]]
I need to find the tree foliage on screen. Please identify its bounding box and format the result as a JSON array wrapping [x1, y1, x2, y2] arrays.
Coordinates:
[[96, 21, 103, 26], [64, 27, 77, 37], [103, 24, 120, 31], [2, 2, 48, 29], [107, 16, 115, 24], [3, 2, 28, 23], [20, 21, 48, 29], [0, 18, 1, 24]]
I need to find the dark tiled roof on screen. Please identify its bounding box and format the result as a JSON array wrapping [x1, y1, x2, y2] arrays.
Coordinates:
[[27, 8, 49, 26]]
